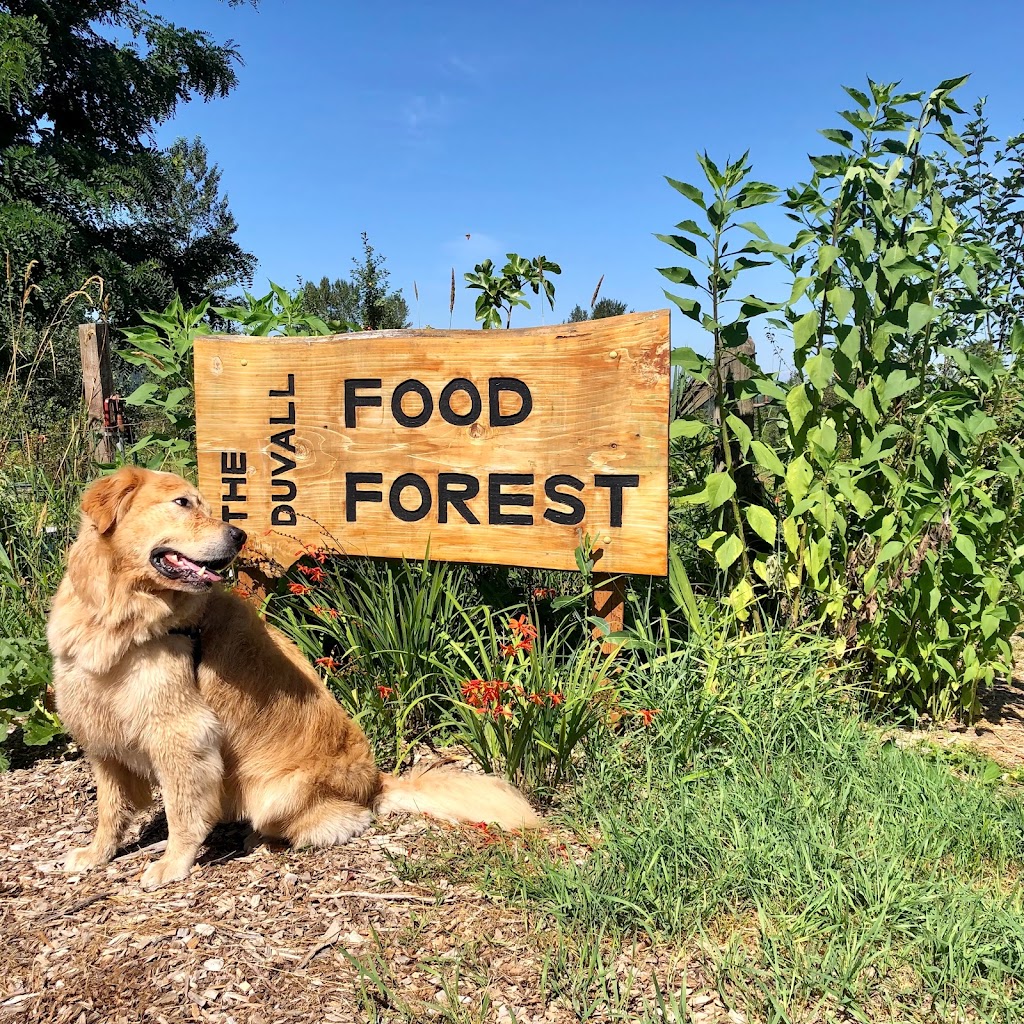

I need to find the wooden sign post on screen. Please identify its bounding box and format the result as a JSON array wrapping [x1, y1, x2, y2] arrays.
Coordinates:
[[194, 311, 670, 599]]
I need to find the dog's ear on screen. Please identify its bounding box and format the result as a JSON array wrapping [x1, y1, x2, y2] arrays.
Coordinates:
[[81, 468, 144, 535]]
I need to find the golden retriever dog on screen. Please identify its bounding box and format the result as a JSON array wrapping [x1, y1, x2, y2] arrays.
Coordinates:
[[47, 467, 539, 890]]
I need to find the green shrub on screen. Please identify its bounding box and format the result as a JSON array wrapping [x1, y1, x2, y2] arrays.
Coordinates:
[[664, 77, 1024, 718]]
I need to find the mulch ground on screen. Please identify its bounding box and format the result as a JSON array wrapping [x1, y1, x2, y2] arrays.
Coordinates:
[[0, 753, 735, 1024]]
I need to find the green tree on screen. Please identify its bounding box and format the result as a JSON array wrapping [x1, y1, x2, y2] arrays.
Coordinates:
[[350, 232, 410, 330], [568, 297, 629, 322], [297, 276, 361, 328], [298, 234, 410, 331], [0, 0, 254, 323], [937, 99, 1024, 351], [592, 297, 629, 319]]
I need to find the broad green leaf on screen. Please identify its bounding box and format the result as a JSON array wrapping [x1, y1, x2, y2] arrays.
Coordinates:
[[666, 177, 707, 208], [658, 266, 699, 287], [959, 262, 978, 295], [726, 413, 752, 456], [670, 345, 711, 380], [783, 516, 799, 554], [954, 533, 978, 567], [674, 219, 711, 241], [879, 369, 919, 407], [745, 504, 777, 545], [852, 226, 875, 259], [810, 420, 837, 458], [750, 440, 786, 477], [753, 377, 787, 402], [725, 577, 755, 619], [907, 302, 938, 335], [876, 539, 904, 564], [818, 244, 841, 274], [665, 292, 703, 322], [786, 383, 812, 434], [715, 532, 744, 570], [705, 472, 737, 510], [698, 530, 726, 551], [124, 381, 158, 406], [827, 286, 855, 324], [671, 418, 707, 439], [792, 310, 819, 353], [785, 455, 813, 502], [805, 351, 834, 391], [655, 234, 698, 258]]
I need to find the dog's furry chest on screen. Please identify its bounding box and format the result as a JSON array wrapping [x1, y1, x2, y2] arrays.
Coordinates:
[[54, 635, 206, 773]]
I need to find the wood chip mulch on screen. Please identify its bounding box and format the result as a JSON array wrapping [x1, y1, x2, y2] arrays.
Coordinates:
[[0, 754, 739, 1024]]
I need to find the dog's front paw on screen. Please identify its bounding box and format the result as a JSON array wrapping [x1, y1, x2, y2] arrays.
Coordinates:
[[140, 855, 193, 890], [64, 845, 108, 873]]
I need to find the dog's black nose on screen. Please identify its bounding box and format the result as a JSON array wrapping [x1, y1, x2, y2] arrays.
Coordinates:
[[227, 525, 247, 549]]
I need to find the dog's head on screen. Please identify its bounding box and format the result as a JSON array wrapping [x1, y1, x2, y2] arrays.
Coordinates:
[[79, 467, 247, 592]]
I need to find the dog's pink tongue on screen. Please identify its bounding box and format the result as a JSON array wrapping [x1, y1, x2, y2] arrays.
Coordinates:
[[166, 551, 223, 582]]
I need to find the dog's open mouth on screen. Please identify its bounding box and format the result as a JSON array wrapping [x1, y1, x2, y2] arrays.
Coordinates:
[[150, 548, 234, 587]]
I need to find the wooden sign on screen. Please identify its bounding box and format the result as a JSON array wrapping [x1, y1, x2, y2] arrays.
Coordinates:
[[194, 310, 669, 575]]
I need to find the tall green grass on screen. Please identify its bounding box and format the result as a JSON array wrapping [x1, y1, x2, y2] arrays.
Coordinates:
[[419, 636, 1024, 1022]]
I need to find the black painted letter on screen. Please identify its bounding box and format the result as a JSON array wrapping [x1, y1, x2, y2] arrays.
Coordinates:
[[438, 473, 480, 525], [346, 472, 383, 521], [488, 474, 534, 526], [345, 379, 382, 428], [391, 379, 433, 428], [594, 474, 640, 528], [489, 378, 533, 427], [439, 378, 482, 426], [544, 475, 585, 526], [389, 474, 432, 522]]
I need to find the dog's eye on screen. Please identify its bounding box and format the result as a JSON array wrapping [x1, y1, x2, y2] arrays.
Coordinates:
[[173, 497, 191, 509]]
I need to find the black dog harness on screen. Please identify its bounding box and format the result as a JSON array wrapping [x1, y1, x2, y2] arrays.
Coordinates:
[[170, 624, 203, 673]]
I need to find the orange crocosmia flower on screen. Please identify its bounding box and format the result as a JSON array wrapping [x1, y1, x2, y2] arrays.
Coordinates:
[[298, 565, 327, 583], [327, 608, 339, 619], [377, 685, 395, 699], [528, 693, 545, 706], [547, 691, 565, 706], [636, 708, 661, 727], [518, 638, 533, 653], [315, 656, 339, 671], [532, 586, 557, 600], [311, 604, 324, 615], [492, 704, 513, 720], [508, 615, 538, 641], [288, 582, 311, 596], [499, 642, 516, 658]]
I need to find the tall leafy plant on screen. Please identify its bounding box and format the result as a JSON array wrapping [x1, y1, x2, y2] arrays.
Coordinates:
[[665, 77, 1024, 718], [119, 285, 334, 472], [464, 254, 561, 328]]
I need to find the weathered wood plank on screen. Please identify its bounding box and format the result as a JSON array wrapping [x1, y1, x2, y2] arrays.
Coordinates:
[[194, 311, 669, 575]]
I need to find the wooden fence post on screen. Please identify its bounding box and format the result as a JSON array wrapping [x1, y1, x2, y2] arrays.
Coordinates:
[[591, 572, 626, 655], [79, 322, 115, 463]]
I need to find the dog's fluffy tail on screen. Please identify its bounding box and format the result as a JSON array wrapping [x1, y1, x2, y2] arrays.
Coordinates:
[[375, 765, 541, 831]]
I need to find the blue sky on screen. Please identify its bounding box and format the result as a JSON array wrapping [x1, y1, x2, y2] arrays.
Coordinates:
[[155, 0, 1024, 358]]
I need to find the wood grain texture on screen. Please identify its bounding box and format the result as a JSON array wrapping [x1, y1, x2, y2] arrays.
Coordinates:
[[79, 322, 114, 463], [194, 310, 669, 575]]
